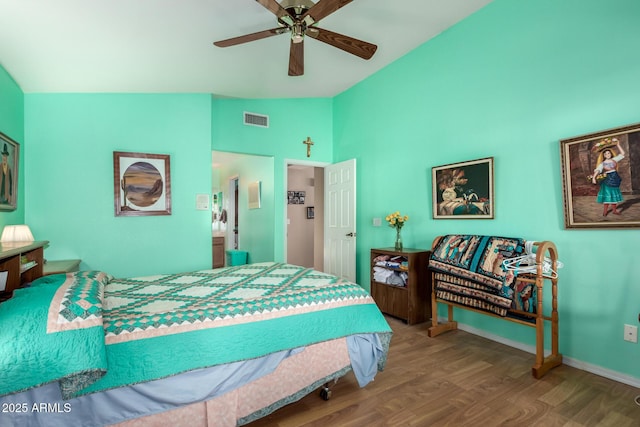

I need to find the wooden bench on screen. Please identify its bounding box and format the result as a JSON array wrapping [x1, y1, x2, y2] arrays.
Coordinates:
[[428, 237, 562, 379]]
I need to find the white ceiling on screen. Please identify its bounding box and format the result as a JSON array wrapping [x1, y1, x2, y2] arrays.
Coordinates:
[[0, 0, 492, 99]]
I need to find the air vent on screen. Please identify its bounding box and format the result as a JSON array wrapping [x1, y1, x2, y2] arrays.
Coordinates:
[[243, 112, 269, 128]]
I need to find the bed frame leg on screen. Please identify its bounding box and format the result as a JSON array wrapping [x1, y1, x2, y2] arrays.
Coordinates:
[[320, 385, 332, 401], [319, 378, 339, 401]]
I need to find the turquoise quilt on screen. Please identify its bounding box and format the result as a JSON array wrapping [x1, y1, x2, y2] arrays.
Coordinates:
[[0, 271, 111, 399], [0, 263, 392, 399]]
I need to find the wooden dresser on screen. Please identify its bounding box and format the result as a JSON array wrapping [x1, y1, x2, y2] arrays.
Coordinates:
[[0, 240, 48, 301]]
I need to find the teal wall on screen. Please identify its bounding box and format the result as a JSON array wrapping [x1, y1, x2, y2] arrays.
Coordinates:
[[334, 0, 640, 380], [211, 97, 333, 261], [0, 0, 637, 389], [0, 66, 25, 226], [23, 94, 213, 277]]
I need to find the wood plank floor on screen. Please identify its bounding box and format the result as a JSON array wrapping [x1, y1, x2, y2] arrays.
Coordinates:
[[248, 316, 640, 426]]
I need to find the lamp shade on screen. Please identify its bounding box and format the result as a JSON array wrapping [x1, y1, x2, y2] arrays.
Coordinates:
[[1, 225, 35, 243]]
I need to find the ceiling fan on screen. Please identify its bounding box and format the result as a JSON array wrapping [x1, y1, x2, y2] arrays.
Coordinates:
[[213, 0, 377, 76]]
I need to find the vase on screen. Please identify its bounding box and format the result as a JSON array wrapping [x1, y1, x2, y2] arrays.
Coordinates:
[[394, 228, 403, 251]]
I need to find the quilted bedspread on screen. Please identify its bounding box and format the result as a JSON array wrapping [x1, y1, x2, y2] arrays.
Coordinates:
[[0, 263, 391, 399], [0, 272, 111, 399]]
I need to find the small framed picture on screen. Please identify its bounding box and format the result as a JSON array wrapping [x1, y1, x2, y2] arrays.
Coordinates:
[[0, 132, 19, 211], [287, 190, 306, 204], [114, 151, 171, 216], [307, 206, 314, 219], [248, 181, 261, 209], [560, 122, 640, 228], [432, 157, 494, 219]]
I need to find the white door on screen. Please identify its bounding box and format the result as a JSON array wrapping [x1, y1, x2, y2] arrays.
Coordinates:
[[324, 159, 356, 282]]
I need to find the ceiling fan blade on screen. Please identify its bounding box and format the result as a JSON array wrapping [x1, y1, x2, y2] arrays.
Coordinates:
[[288, 40, 304, 76], [214, 27, 288, 47], [301, 0, 353, 24], [306, 27, 377, 60], [255, 0, 295, 25]]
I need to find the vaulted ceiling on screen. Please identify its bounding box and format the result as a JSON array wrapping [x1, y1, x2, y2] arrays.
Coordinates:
[[0, 0, 492, 98]]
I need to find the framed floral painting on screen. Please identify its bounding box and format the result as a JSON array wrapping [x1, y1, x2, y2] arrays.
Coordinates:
[[113, 151, 171, 217], [560, 123, 640, 228], [432, 157, 494, 219], [0, 132, 19, 211]]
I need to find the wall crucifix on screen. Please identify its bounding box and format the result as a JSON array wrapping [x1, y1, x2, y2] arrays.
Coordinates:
[[303, 136, 314, 157]]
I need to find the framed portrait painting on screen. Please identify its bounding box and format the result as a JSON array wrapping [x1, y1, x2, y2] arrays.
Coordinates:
[[560, 123, 640, 228], [432, 157, 494, 219], [113, 151, 171, 217], [0, 132, 19, 211]]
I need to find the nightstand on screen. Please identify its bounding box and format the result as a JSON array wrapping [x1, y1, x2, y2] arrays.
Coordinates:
[[43, 259, 81, 276]]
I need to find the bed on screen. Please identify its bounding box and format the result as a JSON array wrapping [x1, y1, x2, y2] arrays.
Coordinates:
[[0, 262, 392, 426]]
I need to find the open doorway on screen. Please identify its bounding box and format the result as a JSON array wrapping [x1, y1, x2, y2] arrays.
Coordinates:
[[286, 164, 325, 270], [228, 177, 239, 250], [285, 159, 356, 281]]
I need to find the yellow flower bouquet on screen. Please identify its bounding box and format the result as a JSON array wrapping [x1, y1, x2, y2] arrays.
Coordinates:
[[385, 211, 409, 251]]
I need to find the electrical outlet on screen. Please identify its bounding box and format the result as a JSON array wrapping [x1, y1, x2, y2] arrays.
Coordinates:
[[624, 324, 638, 343], [372, 217, 382, 227]]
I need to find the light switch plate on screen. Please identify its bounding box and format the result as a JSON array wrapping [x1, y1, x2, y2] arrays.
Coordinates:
[[624, 324, 638, 343]]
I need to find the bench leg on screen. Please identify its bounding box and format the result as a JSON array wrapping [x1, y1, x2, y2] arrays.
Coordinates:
[[428, 304, 458, 337]]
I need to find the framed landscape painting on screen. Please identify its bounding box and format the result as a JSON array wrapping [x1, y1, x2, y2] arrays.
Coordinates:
[[113, 151, 171, 217], [0, 132, 19, 211], [432, 157, 494, 219], [560, 123, 640, 228]]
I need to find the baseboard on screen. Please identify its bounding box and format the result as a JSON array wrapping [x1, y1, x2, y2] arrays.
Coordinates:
[[452, 320, 640, 389]]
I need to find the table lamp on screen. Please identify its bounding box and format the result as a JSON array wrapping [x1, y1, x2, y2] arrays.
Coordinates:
[[0, 225, 35, 243]]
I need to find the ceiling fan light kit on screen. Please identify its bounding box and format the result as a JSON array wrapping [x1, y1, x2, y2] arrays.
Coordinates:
[[213, 0, 377, 76], [291, 23, 305, 44]]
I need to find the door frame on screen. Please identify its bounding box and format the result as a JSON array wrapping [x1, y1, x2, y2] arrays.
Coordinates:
[[283, 159, 329, 265], [227, 175, 239, 251]]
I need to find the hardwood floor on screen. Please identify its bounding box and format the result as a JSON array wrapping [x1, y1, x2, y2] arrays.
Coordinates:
[[248, 316, 640, 426]]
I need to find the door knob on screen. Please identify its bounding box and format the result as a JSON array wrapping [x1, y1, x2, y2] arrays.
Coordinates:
[[346, 232, 356, 237]]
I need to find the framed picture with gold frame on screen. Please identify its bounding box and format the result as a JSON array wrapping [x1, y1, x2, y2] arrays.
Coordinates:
[[0, 132, 19, 211], [560, 123, 639, 228], [113, 151, 171, 217], [432, 157, 494, 219]]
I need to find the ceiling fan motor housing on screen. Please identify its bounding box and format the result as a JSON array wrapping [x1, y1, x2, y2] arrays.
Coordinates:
[[279, 0, 315, 18], [277, 0, 315, 43]]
